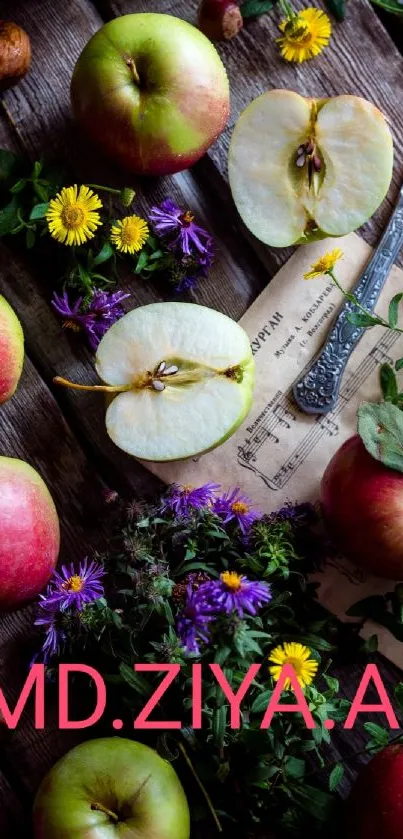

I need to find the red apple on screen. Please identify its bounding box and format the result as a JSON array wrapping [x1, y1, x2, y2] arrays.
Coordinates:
[[71, 13, 230, 176], [0, 294, 24, 404], [33, 737, 190, 839], [346, 745, 403, 838], [0, 457, 60, 609], [198, 0, 243, 41], [321, 434, 403, 579]]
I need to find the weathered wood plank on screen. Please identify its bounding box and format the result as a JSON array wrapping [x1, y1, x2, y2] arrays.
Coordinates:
[[100, 0, 403, 267], [0, 772, 27, 835]]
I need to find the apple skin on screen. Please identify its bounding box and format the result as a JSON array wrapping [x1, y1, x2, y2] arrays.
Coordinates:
[[346, 745, 403, 839], [33, 737, 191, 839], [321, 434, 403, 579], [71, 13, 230, 176], [0, 294, 24, 404], [0, 457, 60, 609]]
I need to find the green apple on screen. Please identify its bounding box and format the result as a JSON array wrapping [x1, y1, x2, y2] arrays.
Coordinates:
[[55, 302, 254, 462], [0, 457, 59, 609], [71, 13, 230, 176], [228, 90, 393, 247], [0, 294, 24, 404], [33, 738, 190, 839]]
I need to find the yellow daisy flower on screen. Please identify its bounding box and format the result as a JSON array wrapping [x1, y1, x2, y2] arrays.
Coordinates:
[[46, 185, 103, 247], [110, 215, 149, 254], [304, 248, 343, 280], [269, 642, 318, 689], [277, 8, 332, 63]]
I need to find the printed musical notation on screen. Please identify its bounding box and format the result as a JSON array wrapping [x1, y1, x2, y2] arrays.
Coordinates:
[[237, 331, 400, 491]]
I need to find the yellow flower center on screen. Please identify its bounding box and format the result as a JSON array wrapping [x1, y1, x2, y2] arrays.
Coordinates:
[[221, 571, 242, 591], [284, 17, 311, 44], [120, 217, 148, 247], [62, 575, 84, 593], [182, 484, 194, 494], [283, 656, 304, 676], [182, 210, 194, 226], [231, 500, 249, 515], [61, 205, 86, 229]]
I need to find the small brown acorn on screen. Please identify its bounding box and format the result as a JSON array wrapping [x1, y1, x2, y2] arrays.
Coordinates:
[[198, 0, 243, 41], [0, 21, 31, 92]]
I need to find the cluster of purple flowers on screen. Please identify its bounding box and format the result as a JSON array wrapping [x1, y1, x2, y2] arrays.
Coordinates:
[[149, 199, 214, 291], [177, 571, 272, 656], [51, 288, 130, 351], [161, 482, 263, 535], [35, 558, 104, 663]]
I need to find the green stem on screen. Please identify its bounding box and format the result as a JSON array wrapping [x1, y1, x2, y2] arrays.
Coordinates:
[[328, 269, 403, 335], [86, 184, 121, 197], [306, 730, 403, 780], [178, 743, 223, 833], [279, 0, 296, 18], [91, 802, 119, 823]]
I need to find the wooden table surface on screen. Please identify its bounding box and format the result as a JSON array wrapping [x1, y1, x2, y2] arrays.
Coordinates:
[[0, 0, 402, 834]]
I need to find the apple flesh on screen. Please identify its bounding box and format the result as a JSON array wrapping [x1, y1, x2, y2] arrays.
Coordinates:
[[346, 745, 403, 839], [0, 457, 59, 609], [33, 737, 190, 839], [0, 294, 24, 403], [71, 13, 230, 176], [228, 90, 393, 247], [321, 434, 403, 579], [55, 302, 255, 462]]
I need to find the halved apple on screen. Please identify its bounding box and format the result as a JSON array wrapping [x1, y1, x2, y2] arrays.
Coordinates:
[[55, 302, 254, 461], [228, 90, 393, 247]]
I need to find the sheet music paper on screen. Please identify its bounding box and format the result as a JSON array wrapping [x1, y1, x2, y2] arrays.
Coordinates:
[[144, 232, 403, 669]]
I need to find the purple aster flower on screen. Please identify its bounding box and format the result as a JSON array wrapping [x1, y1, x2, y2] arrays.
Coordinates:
[[269, 501, 316, 525], [176, 585, 215, 655], [212, 487, 263, 535], [42, 558, 105, 612], [161, 482, 220, 517], [199, 572, 271, 618], [34, 602, 66, 663], [51, 288, 130, 350], [149, 199, 214, 259]]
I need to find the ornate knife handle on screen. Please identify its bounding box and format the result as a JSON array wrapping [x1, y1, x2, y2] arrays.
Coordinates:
[[293, 186, 403, 415]]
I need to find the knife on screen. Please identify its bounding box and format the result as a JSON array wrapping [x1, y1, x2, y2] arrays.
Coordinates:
[[293, 185, 403, 415]]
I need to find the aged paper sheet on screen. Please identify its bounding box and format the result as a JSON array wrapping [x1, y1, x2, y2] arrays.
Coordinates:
[[145, 232, 403, 668]]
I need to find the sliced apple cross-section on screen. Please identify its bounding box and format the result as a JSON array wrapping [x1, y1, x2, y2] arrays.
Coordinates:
[[58, 302, 253, 462], [228, 90, 393, 248]]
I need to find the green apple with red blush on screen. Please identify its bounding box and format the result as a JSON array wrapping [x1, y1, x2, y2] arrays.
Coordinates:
[[71, 13, 230, 176], [0, 294, 24, 404], [0, 457, 60, 609], [33, 738, 190, 839]]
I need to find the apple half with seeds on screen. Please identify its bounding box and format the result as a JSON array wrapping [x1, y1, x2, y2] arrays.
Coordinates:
[[228, 90, 394, 247], [55, 302, 254, 461]]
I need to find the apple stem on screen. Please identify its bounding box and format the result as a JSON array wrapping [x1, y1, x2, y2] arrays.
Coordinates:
[[53, 376, 131, 394], [125, 56, 141, 85], [91, 802, 119, 823]]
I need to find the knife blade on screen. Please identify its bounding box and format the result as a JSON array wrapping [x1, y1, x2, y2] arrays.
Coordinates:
[[293, 185, 403, 415]]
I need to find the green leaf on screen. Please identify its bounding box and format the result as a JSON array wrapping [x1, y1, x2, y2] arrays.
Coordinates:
[[25, 228, 35, 249], [362, 634, 378, 653], [395, 683, 403, 711], [29, 202, 49, 220], [363, 722, 389, 745], [329, 763, 344, 791], [33, 160, 43, 179], [135, 249, 149, 274], [93, 241, 114, 266], [285, 756, 306, 780], [389, 292, 403, 328], [358, 401, 403, 473], [33, 182, 50, 202], [251, 691, 272, 714], [240, 0, 278, 17], [380, 363, 398, 403], [324, 0, 346, 19], [10, 178, 27, 194], [370, 0, 403, 13], [0, 196, 21, 236], [212, 705, 227, 746], [395, 357, 403, 372], [347, 311, 382, 328], [119, 663, 151, 696]]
